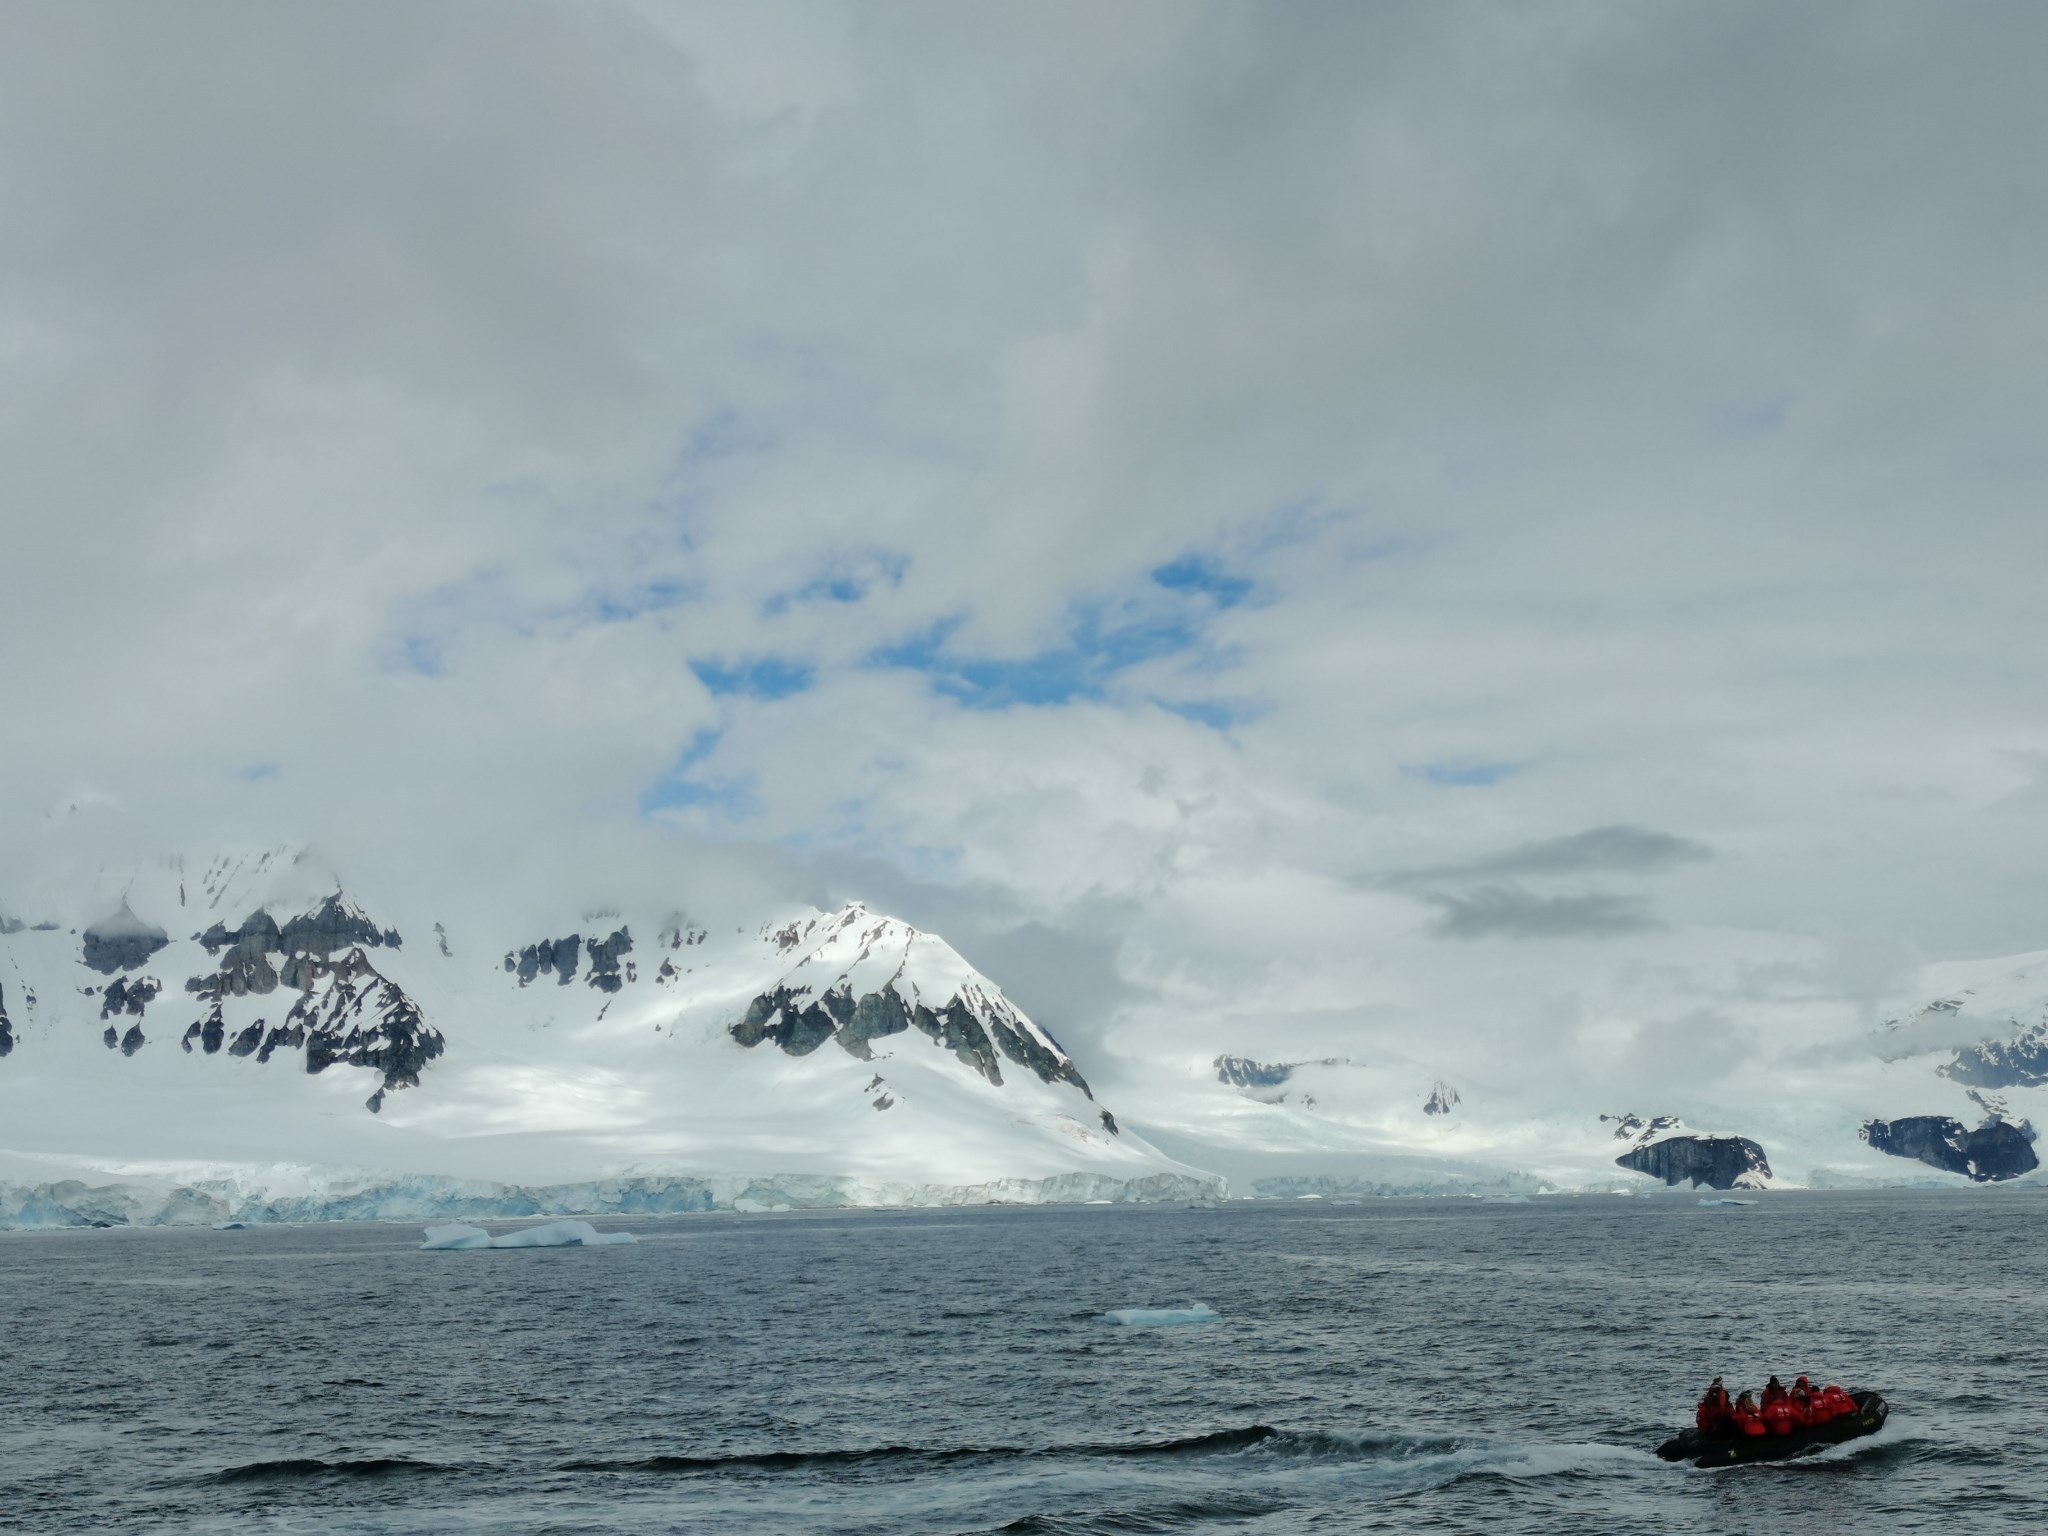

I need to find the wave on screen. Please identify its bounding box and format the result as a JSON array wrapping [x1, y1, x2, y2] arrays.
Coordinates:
[[208, 1457, 445, 1484], [561, 1426, 1281, 1477]]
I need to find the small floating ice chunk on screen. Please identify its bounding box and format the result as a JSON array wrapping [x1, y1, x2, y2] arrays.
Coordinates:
[[1697, 1197, 1756, 1208], [419, 1220, 636, 1250], [1098, 1303, 1217, 1327], [421, 1223, 493, 1250]]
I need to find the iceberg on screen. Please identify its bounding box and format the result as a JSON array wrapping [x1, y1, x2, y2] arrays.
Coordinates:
[[1098, 1303, 1217, 1327], [420, 1219, 636, 1250]]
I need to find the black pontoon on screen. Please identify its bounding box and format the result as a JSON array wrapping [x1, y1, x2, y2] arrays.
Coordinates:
[[1656, 1391, 1888, 1467]]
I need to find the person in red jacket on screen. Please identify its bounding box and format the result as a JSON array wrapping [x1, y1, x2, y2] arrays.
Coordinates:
[[1760, 1375, 1788, 1411], [1821, 1383, 1857, 1421], [1762, 1393, 1797, 1435], [1793, 1378, 1820, 1427], [1731, 1391, 1767, 1437], [1695, 1377, 1733, 1434]]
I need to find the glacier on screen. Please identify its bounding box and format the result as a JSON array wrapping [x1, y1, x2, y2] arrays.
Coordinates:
[[0, 1159, 1226, 1231]]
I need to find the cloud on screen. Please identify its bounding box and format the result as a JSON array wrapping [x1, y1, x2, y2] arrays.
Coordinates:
[[1397, 825, 1714, 885], [5, 2, 2048, 1139], [1421, 887, 1662, 941]]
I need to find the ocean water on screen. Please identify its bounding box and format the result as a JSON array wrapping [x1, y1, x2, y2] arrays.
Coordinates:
[[4, 1190, 2045, 1534]]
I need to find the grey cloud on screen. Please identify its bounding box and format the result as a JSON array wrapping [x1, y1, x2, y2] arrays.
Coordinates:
[[1422, 887, 1662, 941], [1398, 825, 1713, 886], [6, 0, 2048, 1129]]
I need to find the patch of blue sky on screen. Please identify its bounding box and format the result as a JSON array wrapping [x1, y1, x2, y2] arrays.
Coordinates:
[[640, 777, 754, 817], [864, 570, 1250, 712], [1153, 698, 1254, 731], [585, 579, 692, 625], [641, 730, 752, 818], [689, 656, 815, 700], [1151, 555, 1253, 608], [933, 607, 1204, 709], [866, 615, 967, 673], [764, 551, 909, 615], [390, 634, 444, 677], [1406, 760, 1526, 788]]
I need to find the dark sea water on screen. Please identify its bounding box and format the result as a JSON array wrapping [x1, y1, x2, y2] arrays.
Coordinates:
[[4, 1190, 2045, 1534]]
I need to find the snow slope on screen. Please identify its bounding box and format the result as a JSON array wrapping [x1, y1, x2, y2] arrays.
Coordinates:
[[1128, 953, 2048, 1195], [0, 849, 1219, 1225]]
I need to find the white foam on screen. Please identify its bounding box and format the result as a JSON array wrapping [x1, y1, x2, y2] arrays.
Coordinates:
[[1097, 1303, 1217, 1327], [1697, 1197, 1757, 1207], [420, 1219, 636, 1250]]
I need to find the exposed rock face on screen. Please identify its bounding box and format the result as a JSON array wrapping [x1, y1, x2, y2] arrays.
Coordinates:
[[279, 894, 400, 956], [1216, 1056, 1294, 1088], [81, 903, 170, 974], [1942, 1030, 2048, 1091], [1603, 1112, 1682, 1143], [910, 999, 1004, 1084], [508, 936, 582, 986], [196, 910, 283, 996], [1616, 1134, 1771, 1190], [1861, 1115, 2040, 1181], [1424, 1080, 1459, 1116], [0, 983, 13, 1058], [732, 980, 1094, 1096], [584, 928, 633, 993], [119, 1024, 146, 1057], [98, 976, 160, 1020], [288, 947, 444, 1104], [0, 912, 23, 935], [732, 985, 840, 1056]]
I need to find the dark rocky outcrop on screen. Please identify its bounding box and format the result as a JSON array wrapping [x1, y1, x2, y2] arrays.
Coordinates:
[[1942, 1031, 2048, 1091], [1616, 1134, 1771, 1190], [1862, 1115, 2039, 1181], [256, 1020, 307, 1065], [1602, 1112, 1682, 1142], [287, 947, 444, 1097], [0, 983, 13, 1058], [989, 1012, 1091, 1096], [101, 1025, 118, 1049], [0, 912, 23, 935], [280, 894, 398, 956], [119, 1024, 146, 1057], [731, 986, 839, 1056], [584, 928, 633, 993], [228, 1020, 266, 1057], [835, 989, 910, 1058], [911, 1001, 1002, 1085], [1100, 1108, 1119, 1135], [196, 910, 285, 996], [732, 980, 1090, 1095], [1216, 1055, 1294, 1088], [509, 936, 582, 986], [98, 976, 160, 1020], [1424, 1081, 1459, 1116], [81, 903, 169, 974]]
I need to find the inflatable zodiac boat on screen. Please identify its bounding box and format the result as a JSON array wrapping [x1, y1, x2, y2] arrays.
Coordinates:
[[1656, 1391, 1889, 1466]]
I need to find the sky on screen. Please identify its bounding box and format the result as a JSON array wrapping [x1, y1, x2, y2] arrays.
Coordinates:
[[5, 1, 2048, 1128]]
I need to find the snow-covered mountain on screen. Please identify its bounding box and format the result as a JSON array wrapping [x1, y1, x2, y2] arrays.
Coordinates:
[[1134, 956, 2048, 1195], [12, 845, 2048, 1219], [0, 849, 1219, 1226]]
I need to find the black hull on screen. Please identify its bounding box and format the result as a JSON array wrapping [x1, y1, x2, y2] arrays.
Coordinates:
[[1656, 1391, 1888, 1467]]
